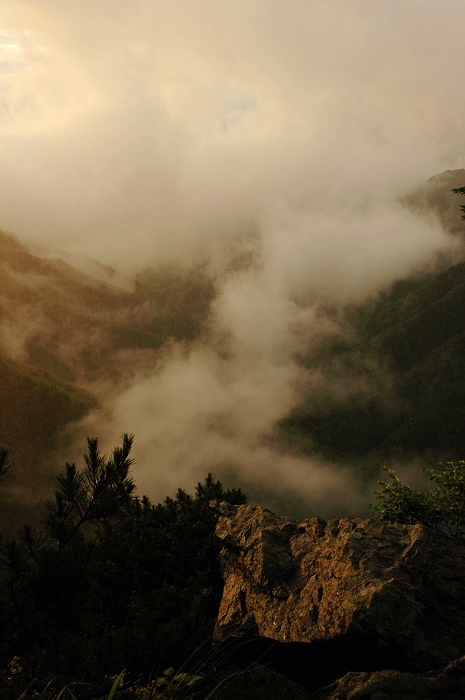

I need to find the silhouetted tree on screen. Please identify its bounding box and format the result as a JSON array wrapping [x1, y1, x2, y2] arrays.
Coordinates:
[[42, 434, 135, 548]]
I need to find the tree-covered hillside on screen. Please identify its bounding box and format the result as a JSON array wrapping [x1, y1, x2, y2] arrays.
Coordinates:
[[282, 244, 465, 465], [0, 229, 216, 532], [278, 171, 465, 467], [2, 170, 465, 532], [0, 229, 215, 384]]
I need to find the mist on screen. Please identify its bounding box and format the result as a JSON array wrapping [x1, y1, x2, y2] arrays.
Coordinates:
[[1, 1, 465, 517]]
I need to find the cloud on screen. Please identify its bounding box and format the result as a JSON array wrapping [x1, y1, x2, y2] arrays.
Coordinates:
[[2, 0, 465, 515], [0, 0, 464, 266], [80, 338, 368, 517]]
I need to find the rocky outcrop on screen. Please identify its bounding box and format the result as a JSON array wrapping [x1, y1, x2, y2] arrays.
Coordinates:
[[309, 655, 465, 700], [213, 502, 465, 691]]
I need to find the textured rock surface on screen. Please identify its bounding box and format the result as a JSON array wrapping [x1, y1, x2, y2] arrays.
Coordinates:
[[308, 655, 465, 700], [213, 502, 465, 673]]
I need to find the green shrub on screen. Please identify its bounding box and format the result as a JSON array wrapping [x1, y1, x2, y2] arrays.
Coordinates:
[[372, 460, 465, 540]]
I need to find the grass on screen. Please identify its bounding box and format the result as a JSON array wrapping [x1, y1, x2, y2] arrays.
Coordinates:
[[22, 632, 286, 700]]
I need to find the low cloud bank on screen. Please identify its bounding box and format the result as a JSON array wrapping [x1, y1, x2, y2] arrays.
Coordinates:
[[1, 1, 465, 513], [80, 206, 456, 516]]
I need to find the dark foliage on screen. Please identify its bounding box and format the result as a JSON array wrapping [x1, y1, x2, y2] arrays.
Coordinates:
[[0, 439, 246, 698], [0, 448, 11, 485]]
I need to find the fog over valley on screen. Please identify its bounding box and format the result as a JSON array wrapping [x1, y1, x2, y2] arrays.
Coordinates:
[[1, 1, 465, 527]]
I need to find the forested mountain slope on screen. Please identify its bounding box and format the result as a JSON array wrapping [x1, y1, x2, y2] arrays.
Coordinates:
[[0, 229, 215, 531], [2, 170, 465, 529], [282, 180, 465, 466]]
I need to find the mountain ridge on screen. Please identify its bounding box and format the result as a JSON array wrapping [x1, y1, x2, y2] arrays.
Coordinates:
[[2, 169, 465, 528], [0, 229, 215, 531]]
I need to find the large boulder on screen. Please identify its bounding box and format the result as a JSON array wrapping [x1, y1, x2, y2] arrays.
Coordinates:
[[213, 502, 465, 687]]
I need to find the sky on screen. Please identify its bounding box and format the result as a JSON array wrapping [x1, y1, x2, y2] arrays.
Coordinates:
[[1, 0, 465, 515], [1, 0, 464, 271]]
